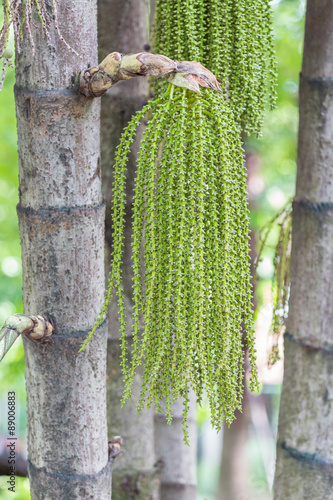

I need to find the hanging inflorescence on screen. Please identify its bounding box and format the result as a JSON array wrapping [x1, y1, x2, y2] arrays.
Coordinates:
[[82, 85, 260, 440], [154, 0, 277, 135], [130, 88, 260, 433], [1, 0, 277, 439], [81, 0, 277, 440]]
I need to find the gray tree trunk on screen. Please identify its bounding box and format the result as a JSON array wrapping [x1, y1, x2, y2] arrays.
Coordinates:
[[274, 1, 333, 498], [14, 2, 111, 498], [98, 1, 197, 498], [98, 1, 158, 498], [154, 396, 197, 500], [218, 393, 250, 499]]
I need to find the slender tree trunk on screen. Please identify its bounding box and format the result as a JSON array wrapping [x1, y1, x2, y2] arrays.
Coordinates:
[[218, 391, 250, 499], [98, 2, 197, 498], [98, 1, 159, 498], [154, 396, 197, 500], [14, 2, 111, 498], [274, 2, 333, 498]]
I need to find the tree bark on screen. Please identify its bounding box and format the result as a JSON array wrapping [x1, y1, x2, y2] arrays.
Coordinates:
[[154, 396, 197, 500], [98, 1, 159, 498], [14, 2, 111, 498], [274, 1, 333, 498], [218, 392, 250, 500]]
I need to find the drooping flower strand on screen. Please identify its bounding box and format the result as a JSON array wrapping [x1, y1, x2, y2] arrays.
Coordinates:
[[104, 87, 259, 440]]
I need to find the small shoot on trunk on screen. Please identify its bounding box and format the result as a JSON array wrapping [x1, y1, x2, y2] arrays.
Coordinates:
[[77, 51, 221, 98], [0, 314, 53, 362]]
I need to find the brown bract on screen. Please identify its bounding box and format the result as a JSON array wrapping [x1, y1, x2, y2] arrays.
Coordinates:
[[3, 314, 53, 344], [108, 436, 123, 459], [175, 61, 222, 93], [78, 51, 221, 97], [28, 315, 54, 343]]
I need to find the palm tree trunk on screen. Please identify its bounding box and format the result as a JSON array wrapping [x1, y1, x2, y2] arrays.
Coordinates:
[[154, 396, 197, 500], [14, 2, 111, 498], [274, 1, 333, 497], [98, 1, 159, 498], [218, 393, 250, 499], [98, 2, 197, 498]]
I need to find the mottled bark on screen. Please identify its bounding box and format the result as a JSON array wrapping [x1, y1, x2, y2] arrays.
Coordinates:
[[274, 1, 333, 498], [15, 2, 111, 499], [98, 1, 158, 499], [218, 393, 250, 500], [154, 396, 197, 500]]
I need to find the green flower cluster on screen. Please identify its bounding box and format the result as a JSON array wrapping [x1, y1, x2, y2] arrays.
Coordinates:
[[83, 0, 277, 440], [83, 85, 260, 440], [131, 88, 259, 436], [154, 0, 277, 135]]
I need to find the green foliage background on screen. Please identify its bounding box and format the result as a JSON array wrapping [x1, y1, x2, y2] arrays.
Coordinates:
[[0, 66, 30, 499], [0, 0, 304, 498], [251, 0, 304, 306]]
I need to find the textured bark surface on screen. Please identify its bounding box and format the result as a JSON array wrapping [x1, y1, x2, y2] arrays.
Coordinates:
[[15, 4, 98, 90], [15, 2, 111, 498], [274, 1, 333, 497], [107, 339, 159, 500], [218, 399, 250, 499], [98, 1, 158, 498], [154, 397, 197, 500], [99, 1, 197, 498]]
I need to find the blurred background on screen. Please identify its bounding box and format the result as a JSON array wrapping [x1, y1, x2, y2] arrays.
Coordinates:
[[0, 0, 305, 498]]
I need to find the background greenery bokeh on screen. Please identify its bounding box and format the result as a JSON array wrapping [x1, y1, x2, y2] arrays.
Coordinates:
[[0, 57, 29, 500], [0, 1, 305, 498]]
